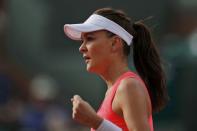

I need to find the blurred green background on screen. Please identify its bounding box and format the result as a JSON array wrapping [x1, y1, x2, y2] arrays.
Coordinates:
[[0, 0, 197, 131]]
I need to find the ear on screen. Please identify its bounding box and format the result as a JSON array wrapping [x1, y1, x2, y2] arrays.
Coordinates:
[[111, 36, 122, 52]]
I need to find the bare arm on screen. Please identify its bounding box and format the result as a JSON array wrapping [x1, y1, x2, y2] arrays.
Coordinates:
[[71, 95, 123, 130], [71, 95, 103, 129], [115, 78, 151, 131]]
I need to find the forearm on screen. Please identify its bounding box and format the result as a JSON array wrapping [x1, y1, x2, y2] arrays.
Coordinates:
[[95, 119, 122, 131], [91, 115, 103, 129]]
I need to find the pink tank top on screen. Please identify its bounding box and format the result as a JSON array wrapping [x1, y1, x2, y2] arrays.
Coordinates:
[[91, 71, 154, 131]]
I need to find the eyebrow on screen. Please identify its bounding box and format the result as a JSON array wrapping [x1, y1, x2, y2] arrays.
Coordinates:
[[81, 32, 95, 39]]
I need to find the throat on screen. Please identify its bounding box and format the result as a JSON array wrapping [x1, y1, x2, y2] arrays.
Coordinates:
[[103, 67, 130, 89]]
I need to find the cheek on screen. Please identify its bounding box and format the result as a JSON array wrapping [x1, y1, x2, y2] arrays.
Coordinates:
[[91, 39, 111, 53], [88, 38, 112, 63], [91, 46, 111, 64]]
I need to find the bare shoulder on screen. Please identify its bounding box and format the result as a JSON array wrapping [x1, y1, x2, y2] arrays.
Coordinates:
[[115, 77, 151, 115], [117, 77, 146, 97]]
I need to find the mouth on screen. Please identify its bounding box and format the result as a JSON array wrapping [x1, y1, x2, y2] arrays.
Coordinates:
[[83, 55, 91, 63]]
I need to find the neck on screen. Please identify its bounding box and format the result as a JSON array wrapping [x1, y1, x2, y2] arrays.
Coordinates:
[[99, 62, 130, 89]]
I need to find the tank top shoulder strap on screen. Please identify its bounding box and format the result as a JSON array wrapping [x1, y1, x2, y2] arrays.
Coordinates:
[[109, 71, 137, 103], [109, 71, 152, 114]]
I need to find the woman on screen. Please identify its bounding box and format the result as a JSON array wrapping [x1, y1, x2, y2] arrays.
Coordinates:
[[64, 8, 168, 131]]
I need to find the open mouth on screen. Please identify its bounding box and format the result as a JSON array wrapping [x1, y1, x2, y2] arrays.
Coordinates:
[[83, 56, 91, 63]]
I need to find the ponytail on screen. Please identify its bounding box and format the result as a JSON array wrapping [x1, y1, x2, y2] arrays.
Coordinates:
[[94, 7, 168, 112], [132, 22, 169, 112]]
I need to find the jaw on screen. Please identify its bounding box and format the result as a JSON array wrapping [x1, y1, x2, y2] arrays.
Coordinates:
[[86, 61, 111, 76]]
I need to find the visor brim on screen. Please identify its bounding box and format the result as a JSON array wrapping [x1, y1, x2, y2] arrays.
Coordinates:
[[64, 23, 103, 40]]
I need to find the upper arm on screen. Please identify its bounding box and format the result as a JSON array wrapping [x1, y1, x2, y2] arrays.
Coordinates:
[[116, 78, 151, 131]]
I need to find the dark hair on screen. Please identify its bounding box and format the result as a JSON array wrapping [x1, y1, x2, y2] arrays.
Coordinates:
[[94, 8, 169, 112]]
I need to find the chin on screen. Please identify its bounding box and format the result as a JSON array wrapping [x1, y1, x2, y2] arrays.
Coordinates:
[[86, 64, 97, 73], [86, 65, 94, 73]]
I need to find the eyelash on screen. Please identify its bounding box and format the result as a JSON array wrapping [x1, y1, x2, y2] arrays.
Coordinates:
[[81, 36, 95, 43], [86, 36, 95, 41]]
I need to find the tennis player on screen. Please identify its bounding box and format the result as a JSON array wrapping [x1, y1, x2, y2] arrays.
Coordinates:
[[64, 8, 168, 131]]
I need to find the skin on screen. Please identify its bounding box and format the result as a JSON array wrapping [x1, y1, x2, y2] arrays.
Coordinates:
[[71, 30, 151, 131]]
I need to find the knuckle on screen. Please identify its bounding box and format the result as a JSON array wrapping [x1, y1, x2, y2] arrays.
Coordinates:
[[74, 95, 80, 99], [75, 102, 80, 108], [76, 100, 83, 108]]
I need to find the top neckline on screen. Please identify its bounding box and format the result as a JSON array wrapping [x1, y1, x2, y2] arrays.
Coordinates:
[[111, 71, 134, 87]]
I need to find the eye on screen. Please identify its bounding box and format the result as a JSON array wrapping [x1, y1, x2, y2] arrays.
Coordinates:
[[86, 36, 95, 41]]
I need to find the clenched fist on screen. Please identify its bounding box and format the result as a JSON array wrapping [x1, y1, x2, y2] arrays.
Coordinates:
[[71, 95, 103, 129]]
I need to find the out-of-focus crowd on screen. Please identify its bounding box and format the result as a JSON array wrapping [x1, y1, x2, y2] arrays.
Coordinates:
[[0, 1, 88, 130]]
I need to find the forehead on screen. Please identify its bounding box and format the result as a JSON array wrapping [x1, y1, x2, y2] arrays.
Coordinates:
[[81, 30, 108, 38]]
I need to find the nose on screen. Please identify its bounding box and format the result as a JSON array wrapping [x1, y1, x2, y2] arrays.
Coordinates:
[[79, 42, 87, 53]]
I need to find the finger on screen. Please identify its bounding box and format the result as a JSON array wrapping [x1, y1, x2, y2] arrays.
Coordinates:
[[72, 98, 78, 106], [72, 95, 80, 102], [73, 95, 80, 100], [72, 109, 76, 119], [71, 98, 74, 102]]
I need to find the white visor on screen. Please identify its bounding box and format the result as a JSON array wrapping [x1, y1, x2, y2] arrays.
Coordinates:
[[64, 14, 133, 45]]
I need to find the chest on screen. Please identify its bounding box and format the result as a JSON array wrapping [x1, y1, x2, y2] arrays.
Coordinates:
[[101, 87, 123, 117]]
